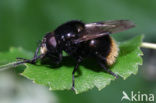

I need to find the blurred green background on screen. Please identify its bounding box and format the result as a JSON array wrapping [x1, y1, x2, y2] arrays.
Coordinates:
[[0, 0, 156, 103]]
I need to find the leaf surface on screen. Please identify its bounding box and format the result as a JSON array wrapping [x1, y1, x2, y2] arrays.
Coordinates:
[[0, 36, 143, 94]]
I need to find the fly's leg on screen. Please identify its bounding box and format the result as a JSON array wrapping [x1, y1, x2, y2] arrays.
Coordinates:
[[15, 43, 42, 66], [99, 61, 118, 78], [15, 55, 43, 66], [97, 54, 118, 78], [72, 58, 82, 91]]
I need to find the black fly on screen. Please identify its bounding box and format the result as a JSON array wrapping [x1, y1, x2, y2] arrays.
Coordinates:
[[15, 20, 135, 90]]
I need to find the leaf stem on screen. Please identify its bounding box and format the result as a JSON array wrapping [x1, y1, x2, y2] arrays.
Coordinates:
[[141, 42, 156, 50]]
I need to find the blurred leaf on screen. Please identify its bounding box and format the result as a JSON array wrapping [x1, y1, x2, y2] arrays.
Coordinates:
[[0, 35, 143, 94]]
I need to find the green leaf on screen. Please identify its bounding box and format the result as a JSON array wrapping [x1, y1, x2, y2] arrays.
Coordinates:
[[0, 35, 143, 94], [0, 47, 33, 65]]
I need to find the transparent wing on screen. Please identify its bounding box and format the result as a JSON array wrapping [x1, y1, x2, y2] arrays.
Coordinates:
[[73, 20, 135, 44]]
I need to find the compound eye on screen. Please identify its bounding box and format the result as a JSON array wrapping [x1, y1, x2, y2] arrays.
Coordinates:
[[48, 36, 57, 48]]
